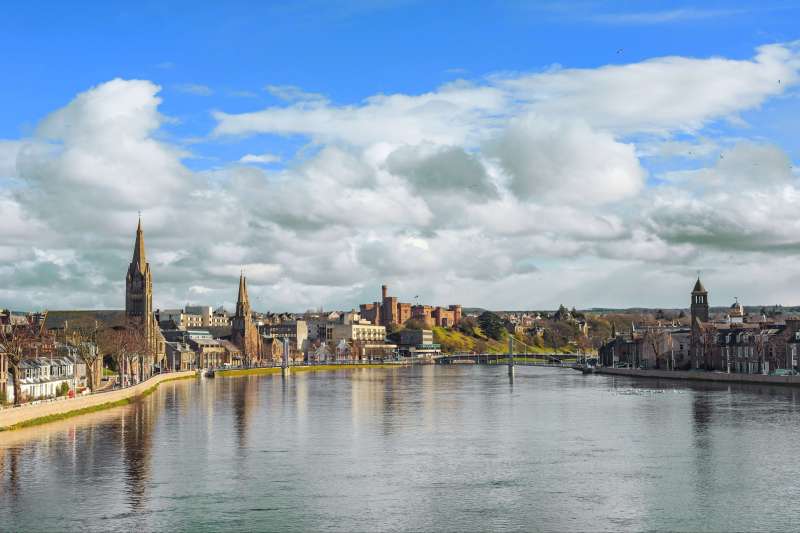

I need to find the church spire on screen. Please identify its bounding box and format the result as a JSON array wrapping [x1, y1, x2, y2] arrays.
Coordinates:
[[131, 216, 146, 273], [237, 271, 249, 307]]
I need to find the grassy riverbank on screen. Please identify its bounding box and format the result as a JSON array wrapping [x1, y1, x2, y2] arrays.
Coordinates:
[[215, 363, 408, 378], [0, 374, 196, 432]]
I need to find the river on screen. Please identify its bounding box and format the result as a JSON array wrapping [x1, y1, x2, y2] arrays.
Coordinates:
[[2, 365, 800, 532]]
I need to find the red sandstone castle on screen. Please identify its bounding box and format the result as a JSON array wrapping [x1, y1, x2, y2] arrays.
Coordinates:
[[359, 285, 462, 328]]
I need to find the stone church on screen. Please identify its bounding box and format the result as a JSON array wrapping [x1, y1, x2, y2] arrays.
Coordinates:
[[125, 218, 166, 377], [231, 273, 262, 366]]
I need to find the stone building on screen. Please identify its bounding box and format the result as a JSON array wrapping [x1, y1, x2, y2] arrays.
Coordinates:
[[262, 337, 283, 363], [165, 341, 196, 371], [231, 273, 263, 366], [189, 338, 227, 368], [688, 277, 800, 374], [125, 218, 166, 377], [260, 321, 308, 352]]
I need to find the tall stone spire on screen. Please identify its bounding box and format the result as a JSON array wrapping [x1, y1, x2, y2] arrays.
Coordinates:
[[236, 271, 251, 319], [126, 217, 152, 319], [232, 272, 261, 365], [237, 271, 249, 309], [131, 216, 146, 274]]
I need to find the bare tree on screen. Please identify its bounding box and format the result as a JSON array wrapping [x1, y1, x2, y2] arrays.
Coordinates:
[[643, 328, 668, 369], [66, 324, 102, 392], [99, 322, 146, 388], [753, 331, 769, 374], [0, 323, 38, 405], [700, 327, 717, 371]]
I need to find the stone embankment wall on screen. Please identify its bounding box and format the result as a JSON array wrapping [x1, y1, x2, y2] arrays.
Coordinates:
[[0, 370, 196, 430], [595, 367, 800, 386]]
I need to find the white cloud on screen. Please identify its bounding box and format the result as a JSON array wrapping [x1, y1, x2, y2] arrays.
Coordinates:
[[500, 42, 800, 134], [238, 153, 282, 164], [4, 43, 800, 311], [490, 115, 645, 204], [0, 140, 21, 179]]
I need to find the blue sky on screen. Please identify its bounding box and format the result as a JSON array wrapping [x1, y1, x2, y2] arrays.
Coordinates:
[[2, 1, 800, 311]]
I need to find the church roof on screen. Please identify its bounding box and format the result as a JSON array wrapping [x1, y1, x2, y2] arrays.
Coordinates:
[[692, 278, 706, 293], [43, 310, 127, 330]]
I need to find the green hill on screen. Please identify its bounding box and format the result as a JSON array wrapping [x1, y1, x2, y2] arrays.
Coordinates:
[[432, 327, 574, 355]]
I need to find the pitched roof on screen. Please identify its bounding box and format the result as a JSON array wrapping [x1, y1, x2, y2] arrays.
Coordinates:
[[44, 310, 127, 330]]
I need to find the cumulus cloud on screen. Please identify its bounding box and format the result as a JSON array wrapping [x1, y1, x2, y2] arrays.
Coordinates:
[[3, 43, 800, 311], [645, 142, 800, 252], [0, 141, 21, 179], [500, 42, 800, 133], [386, 143, 498, 198], [490, 115, 645, 204]]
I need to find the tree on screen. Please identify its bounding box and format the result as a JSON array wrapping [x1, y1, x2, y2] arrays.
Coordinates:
[[643, 328, 669, 369], [753, 331, 769, 374], [457, 316, 479, 336], [478, 311, 506, 341], [66, 324, 102, 392], [403, 318, 427, 331], [0, 323, 38, 405], [99, 322, 146, 388]]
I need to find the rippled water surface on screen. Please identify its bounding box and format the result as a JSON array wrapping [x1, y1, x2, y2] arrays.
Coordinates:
[[3, 366, 800, 532]]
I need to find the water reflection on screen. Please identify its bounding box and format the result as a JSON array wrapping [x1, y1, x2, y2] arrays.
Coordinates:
[[122, 397, 156, 510], [232, 377, 259, 451], [4, 368, 800, 531]]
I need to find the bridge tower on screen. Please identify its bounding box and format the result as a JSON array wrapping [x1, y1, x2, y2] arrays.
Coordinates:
[[508, 336, 514, 379]]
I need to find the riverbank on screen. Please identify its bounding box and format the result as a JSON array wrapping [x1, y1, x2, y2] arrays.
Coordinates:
[[595, 367, 800, 386], [0, 370, 196, 432], [215, 362, 409, 378]]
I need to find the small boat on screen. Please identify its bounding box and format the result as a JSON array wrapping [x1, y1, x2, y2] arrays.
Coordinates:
[[204, 369, 216, 378]]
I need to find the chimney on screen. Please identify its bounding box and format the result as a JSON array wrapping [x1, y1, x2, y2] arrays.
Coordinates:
[[381, 285, 388, 300]]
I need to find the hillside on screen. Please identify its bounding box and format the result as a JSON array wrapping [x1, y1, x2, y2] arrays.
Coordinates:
[[431, 327, 575, 355]]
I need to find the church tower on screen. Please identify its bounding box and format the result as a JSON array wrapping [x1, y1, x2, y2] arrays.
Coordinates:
[[125, 217, 164, 379], [690, 277, 709, 325], [126, 217, 153, 322], [231, 273, 262, 365], [690, 276, 710, 370]]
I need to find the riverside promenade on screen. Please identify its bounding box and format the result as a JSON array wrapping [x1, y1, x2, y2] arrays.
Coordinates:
[[595, 367, 800, 386], [0, 370, 196, 431]]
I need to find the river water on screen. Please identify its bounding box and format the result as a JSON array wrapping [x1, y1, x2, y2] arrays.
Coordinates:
[[2, 366, 800, 532]]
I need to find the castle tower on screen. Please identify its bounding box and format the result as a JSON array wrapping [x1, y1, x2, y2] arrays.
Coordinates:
[[232, 273, 262, 365]]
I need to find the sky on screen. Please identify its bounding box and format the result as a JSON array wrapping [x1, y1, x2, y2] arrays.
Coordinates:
[[2, 0, 800, 313]]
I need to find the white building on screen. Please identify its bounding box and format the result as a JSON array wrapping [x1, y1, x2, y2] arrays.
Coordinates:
[[7, 357, 77, 403], [330, 323, 386, 344]]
